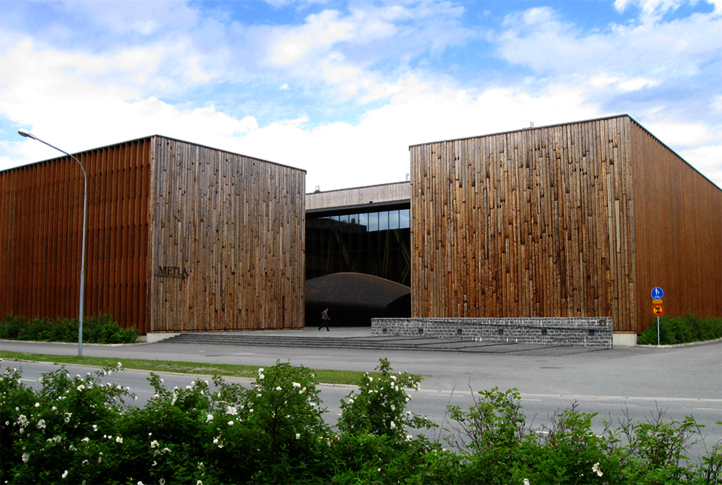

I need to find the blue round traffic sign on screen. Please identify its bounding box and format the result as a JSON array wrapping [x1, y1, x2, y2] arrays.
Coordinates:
[[651, 287, 664, 299]]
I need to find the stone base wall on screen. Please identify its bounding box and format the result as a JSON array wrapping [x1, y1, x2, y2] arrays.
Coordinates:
[[371, 317, 614, 347]]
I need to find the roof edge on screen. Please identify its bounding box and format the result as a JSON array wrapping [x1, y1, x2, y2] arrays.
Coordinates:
[[408, 114, 632, 149]]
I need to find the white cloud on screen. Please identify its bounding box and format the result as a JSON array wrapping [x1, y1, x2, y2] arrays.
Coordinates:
[[643, 121, 717, 146], [269, 9, 356, 65], [677, 145, 722, 188], [495, 4, 722, 87], [59, 0, 199, 36], [588, 73, 658, 92], [258, 2, 471, 102], [614, 0, 687, 24]]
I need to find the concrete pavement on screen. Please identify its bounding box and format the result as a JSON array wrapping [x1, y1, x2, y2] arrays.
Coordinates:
[[1, 327, 720, 402]]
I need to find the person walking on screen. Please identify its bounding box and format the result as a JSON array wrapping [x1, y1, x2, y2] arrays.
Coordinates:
[[319, 308, 331, 331]]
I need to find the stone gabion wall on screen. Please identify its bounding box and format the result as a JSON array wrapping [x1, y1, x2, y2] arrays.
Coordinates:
[[371, 317, 614, 347]]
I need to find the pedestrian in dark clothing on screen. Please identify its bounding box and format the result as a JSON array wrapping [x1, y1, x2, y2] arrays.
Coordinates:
[[319, 308, 330, 331]]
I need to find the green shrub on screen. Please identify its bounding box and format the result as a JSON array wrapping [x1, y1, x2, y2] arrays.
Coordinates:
[[0, 314, 137, 344], [337, 357, 436, 441], [638, 314, 722, 345], [1, 358, 720, 484]]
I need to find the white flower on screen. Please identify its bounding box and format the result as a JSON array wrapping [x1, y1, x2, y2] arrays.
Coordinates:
[[22, 452, 30, 463], [159, 479, 166, 485], [152, 461, 157, 467], [295, 433, 300, 440], [368, 376, 373, 382], [116, 436, 123, 443], [197, 481, 203, 485], [117, 362, 122, 368], [276, 386, 282, 391], [77, 385, 85, 391], [64, 413, 72, 423], [226, 406, 237, 416], [81, 437, 90, 443], [150, 440, 159, 448], [92, 425, 98, 431], [292, 382, 301, 388], [523, 479, 530, 485], [37, 419, 46, 429], [207, 414, 214, 422], [228, 421, 234, 426], [390, 405, 395, 411], [592, 463, 603, 477], [406, 434, 413, 441], [137, 481, 143, 485], [62, 470, 68, 479], [162, 447, 171, 454], [390, 421, 396, 429], [198, 462, 204, 469], [18, 414, 29, 426], [35, 403, 40, 408]]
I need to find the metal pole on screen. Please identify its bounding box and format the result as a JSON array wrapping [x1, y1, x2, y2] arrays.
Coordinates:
[[657, 316, 660, 346], [18, 130, 87, 357]]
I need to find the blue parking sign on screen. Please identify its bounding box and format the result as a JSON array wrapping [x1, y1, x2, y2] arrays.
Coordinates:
[[651, 287, 664, 300]]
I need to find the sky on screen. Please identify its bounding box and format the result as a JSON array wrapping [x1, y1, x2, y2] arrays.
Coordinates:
[[1, 0, 720, 192]]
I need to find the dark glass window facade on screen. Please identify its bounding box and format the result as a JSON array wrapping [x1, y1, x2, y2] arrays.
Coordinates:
[[306, 207, 411, 285]]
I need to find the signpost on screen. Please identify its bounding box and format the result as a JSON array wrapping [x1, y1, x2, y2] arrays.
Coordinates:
[[651, 288, 664, 345]]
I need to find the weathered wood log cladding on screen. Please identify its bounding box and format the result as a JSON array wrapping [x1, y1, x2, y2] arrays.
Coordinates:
[[409, 115, 722, 333], [0, 138, 152, 333], [149, 137, 306, 332], [1, 135, 306, 334]]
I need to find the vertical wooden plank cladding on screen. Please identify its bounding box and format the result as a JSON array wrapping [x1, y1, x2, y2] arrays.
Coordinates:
[[410, 116, 639, 331], [0, 139, 152, 333], [149, 137, 305, 332], [629, 121, 722, 332]]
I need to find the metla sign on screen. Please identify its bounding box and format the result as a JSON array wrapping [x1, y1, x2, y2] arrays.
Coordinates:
[[155, 266, 189, 279]]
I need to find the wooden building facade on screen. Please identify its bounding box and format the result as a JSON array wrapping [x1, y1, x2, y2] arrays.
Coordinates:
[[0, 136, 306, 334], [409, 115, 721, 334]]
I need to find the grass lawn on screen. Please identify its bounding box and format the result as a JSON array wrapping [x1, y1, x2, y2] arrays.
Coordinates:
[[0, 351, 378, 386]]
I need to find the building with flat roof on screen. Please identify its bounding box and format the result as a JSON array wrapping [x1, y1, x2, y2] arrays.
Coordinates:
[[2, 115, 719, 342], [0, 136, 306, 334], [409, 115, 721, 343]]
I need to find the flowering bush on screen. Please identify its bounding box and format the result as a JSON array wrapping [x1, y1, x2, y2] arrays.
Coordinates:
[[337, 357, 435, 440], [1, 358, 720, 484]]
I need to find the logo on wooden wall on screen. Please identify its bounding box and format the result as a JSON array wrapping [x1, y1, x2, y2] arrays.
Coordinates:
[[155, 266, 189, 279]]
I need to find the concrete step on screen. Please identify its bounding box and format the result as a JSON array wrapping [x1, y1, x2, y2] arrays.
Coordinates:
[[163, 332, 479, 352]]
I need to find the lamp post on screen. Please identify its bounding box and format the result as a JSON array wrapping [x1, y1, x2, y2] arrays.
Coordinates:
[[18, 129, 88, 358]]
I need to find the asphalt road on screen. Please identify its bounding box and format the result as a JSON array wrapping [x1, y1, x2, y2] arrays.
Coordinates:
[[2, 331, 721, 455]]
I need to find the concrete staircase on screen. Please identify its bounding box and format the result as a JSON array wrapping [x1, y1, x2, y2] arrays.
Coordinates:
[[161, 331, 557, 353]]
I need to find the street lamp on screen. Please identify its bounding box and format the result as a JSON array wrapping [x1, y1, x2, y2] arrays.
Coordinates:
[[18, 129, 88, 358]]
